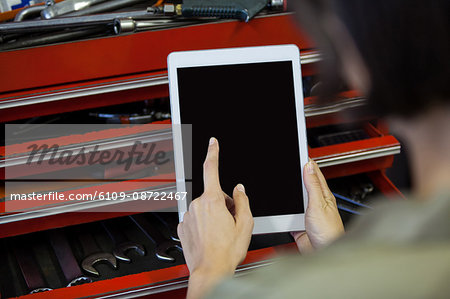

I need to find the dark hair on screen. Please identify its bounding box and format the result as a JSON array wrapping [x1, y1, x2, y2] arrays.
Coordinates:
[[294, 0, 450, 118]]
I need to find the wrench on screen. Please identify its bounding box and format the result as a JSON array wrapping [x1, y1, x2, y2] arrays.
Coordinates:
[[48, 229, 92, 287], [350, 181, 375, 201], [76, 230, 117, 276], [130, 214, 182, 262], [154, 213, 180, 242], [0, 9, 160, 35], [13, 240, 52, 294], [101, 220, 145, 263]]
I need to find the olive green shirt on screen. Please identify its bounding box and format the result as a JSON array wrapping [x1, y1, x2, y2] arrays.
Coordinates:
[[209, 194, 450, 299]]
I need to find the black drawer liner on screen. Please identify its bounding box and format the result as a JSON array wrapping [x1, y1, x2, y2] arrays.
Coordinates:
[[0, 212, 292, 298]]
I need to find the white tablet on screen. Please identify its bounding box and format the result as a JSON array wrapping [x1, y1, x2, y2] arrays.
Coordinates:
[[168, 45, 308, 234]]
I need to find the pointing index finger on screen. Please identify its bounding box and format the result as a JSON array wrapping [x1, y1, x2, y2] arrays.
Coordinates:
[[203, 137, 221, 193]]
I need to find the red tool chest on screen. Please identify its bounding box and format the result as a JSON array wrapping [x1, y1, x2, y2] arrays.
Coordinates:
[[0, 12, 403, 298]]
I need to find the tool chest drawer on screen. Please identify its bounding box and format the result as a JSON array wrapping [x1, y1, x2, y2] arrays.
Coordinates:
[[0, 12, 317, 122], [1, 213, 186, 297], [309, 120, 400, 179], [0, 212, 295, 298], [303, 93, 401, 178], [302, 89, 401, 178]]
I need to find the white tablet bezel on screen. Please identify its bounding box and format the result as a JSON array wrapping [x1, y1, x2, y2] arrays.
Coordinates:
[[168, 45, 308, 234]]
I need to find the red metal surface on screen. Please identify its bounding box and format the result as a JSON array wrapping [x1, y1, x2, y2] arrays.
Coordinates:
[[0, 83, 170, 122], [321, 155, 395, 179], [364, 122, 383, 138], [373, 119, 390, 135], [0, 178, 177, 239], [0, 14, 313, 94], [0, 14, 316, 122], [0, 211, 140, 239], [303, 90, 361, 106], [367, 170, 406, 200], [0, 69, 168, 101], [306, 112, 373, 129], [143, 288, 187, 299], [309, 135, 399, 162], [311, 131, 399, 179], [2, 123, 171, 156], [2, 125, 173, 181]]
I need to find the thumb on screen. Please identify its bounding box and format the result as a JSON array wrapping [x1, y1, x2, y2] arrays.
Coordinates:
[[303, 160, 323, 209], [232, 184, 253, 230]]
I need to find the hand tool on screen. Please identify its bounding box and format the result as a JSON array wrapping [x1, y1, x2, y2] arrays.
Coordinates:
[[64, 0, 148, 17], [333, 192, 373, 210], [0, 0, 63, 22], [337, 203, 361, 215], [101, 220, 145, 263], [113, 18, 200, 34], [268, 0, 285, 9], [130, 214, 182, 262], [179, 0, 268, 22], [0, 26, 109, 51], [88, 112, 154, 124], [14, 2, 49, 22], [41, 0, 108, 19], [47, 229, 92, 287], [0, 8, 160, 35], [76, 230, 117, 276], [350, 182, 374, 201], [154, 213, 180, 242], [154, 0, 283, 22], [13, 240, 53, 294]]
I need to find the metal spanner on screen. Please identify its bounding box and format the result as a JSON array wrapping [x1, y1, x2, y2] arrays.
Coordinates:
[[76, 230, 117, 276], [13, 240, 52, 294], [130, 214, 182, 262], [47, 229, 92, 287], [101, 220, 145, 263], [154, 213, 180, 242]]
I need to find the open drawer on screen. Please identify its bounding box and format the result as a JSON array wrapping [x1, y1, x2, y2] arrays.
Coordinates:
[[0, 212, 296, 299], [308, 121, 401, 179], [326, 170, 405, 224], [301, 90, 400, 178], [0, 169, 403, 299]]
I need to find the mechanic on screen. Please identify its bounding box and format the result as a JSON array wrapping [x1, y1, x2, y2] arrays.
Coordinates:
[[178, 1, 450, 298]]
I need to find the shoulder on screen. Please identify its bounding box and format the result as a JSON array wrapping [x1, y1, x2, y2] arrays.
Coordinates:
[[208, 196, 450, 299], [209, 243, 450, 299], [339, 194, 450, 245]]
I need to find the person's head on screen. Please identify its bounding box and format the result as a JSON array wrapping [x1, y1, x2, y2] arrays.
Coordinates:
[[293, 0, 450, 118], [293, 0, 450, 196]]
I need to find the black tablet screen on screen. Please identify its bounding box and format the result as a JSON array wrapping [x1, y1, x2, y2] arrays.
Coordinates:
[[177, 61, 304, 217]]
